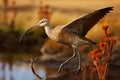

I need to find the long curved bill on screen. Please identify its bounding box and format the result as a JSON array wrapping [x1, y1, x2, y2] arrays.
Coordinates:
[[19, 25, 39, 43]]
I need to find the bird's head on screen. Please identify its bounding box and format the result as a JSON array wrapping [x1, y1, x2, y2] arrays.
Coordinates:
[[19, 19, 49, 43], [37, 19, 50, 27]]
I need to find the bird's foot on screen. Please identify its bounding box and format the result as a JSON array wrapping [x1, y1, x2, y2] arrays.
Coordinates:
[[73, 67, 82, 74], [57, 64, 64, 73], [57, 68, 62, 73], [76, 68, 82, 74]]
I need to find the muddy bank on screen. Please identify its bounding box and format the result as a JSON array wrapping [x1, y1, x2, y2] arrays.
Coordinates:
[[0, 31, 46, 53]]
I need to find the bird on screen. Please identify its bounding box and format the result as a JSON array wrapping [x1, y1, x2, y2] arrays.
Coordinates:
[[19, 7, 113, 73]]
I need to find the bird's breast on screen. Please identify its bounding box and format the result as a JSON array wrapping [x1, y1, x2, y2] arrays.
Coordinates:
[[47, 29, 61, 42]]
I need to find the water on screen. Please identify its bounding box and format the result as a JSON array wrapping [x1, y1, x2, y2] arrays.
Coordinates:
[[0, 53, 48, 80], [0, 52, 77, 80]]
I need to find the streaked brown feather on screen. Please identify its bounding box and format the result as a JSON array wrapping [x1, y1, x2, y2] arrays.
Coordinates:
[[62, 7, 113, 36]]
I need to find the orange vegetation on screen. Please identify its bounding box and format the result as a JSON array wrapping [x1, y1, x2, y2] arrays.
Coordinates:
[[89, 24, 116, 80]]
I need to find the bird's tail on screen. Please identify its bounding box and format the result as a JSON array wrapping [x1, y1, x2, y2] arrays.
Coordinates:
[[83, 37, 96, 45]]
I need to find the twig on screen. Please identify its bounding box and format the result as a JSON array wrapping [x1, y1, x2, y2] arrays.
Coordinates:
[[30, 57, 43, 79]]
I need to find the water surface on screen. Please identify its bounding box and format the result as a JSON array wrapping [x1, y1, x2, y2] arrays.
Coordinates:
[[0, 53, 49, 80]]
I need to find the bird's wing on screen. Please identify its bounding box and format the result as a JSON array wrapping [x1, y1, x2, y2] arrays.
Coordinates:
[[62, 7, 113, 36]]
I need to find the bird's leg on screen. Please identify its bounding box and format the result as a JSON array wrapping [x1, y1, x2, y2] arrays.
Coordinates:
[[76, 48, 82, 73], [57, 47, 76, 72]]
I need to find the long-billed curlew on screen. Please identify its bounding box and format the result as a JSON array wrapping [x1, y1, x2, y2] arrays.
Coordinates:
[[19, 7, 113, 72]]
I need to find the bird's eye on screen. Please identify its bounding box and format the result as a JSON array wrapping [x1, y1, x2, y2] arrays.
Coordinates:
[[40, 21, 44, 23]]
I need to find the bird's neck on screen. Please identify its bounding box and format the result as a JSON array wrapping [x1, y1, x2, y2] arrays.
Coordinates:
[[44, 25, 53, 37], [44, 25, 59, 41]]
